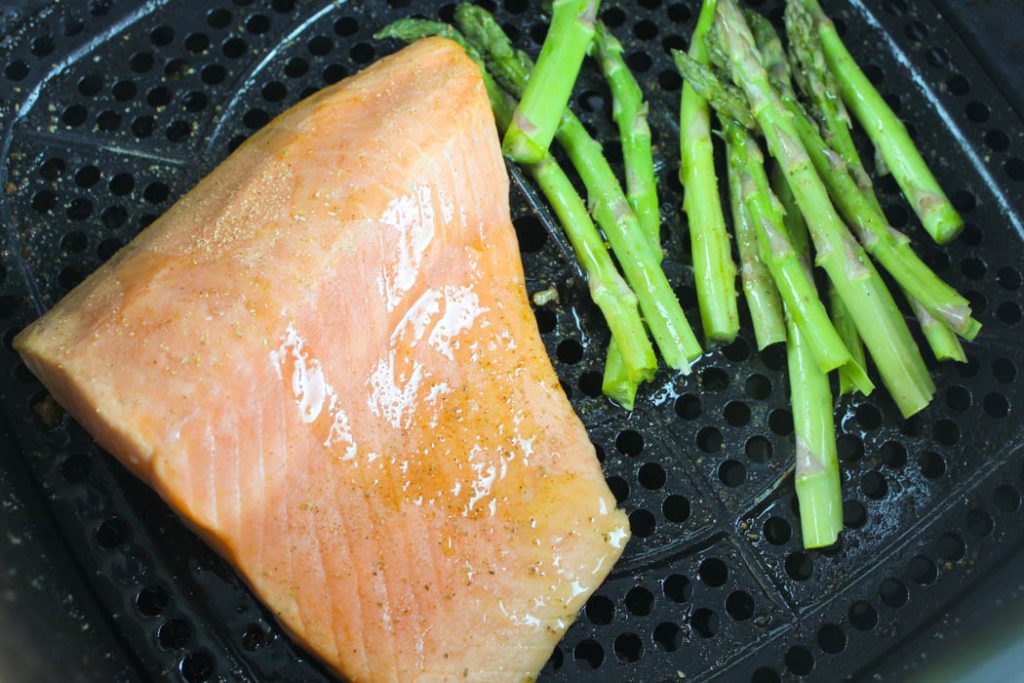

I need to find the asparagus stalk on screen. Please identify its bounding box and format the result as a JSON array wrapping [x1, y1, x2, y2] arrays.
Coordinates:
[[784, 2, 879, 214], [459, 3, 702, 372], [767, 140, 844, 548], [674, 51, 870, 390], [763, 126, 844, 546], [532, 156, 659, 383], [780, 95, 979, 340], [737, 127, 871, 394], [680, 0, 740, 343], [911, 298, 967, 363], [501, 0, 599, 164], [780, 6, 979, 342], [772, 150, 869, 395], [786, 222, 843, 549], [375, 21, 513, 127], [796, 0, 963, 244], [716, 0, 934, 417], [592, 22, 662, 408], [602, 343, 637, 409], [557, 112, 702, 369], [731, 64, 844, 544], [593, 22, 660, 245], [726, 137, 786, 350], [782, 7, 971, 361], [768, 161, 866, 397], [829, 287, 866, 395], [376, 20, 658, 385]]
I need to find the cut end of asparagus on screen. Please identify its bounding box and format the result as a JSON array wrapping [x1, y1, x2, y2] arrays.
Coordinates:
[[924, 324, 967, 363], [909, 184, 965, 244], [960, 317, 982, 342], [602, 353, 641, 411], [754, 331, 787, 353], [840, 358, 875, 397], [928, 210, 966, 245], [836, 368, 856, 397], [703, 323, 740, 345], [795, 471, 843, 549], [893, 376, 938, 419]]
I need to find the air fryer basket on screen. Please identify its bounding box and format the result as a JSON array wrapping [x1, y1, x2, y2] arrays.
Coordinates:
[[1, 0, 1022, 680]]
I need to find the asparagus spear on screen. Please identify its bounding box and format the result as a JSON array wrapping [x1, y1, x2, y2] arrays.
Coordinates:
[[715, 0, 934, 417], [674, 50, 870, 390], [746, 7, 937, 408], [757, 12, 925, 385], [726, 137, 786, 350], [532, 156, 659, 384], [912, 298, 967, 363], [376, 20, 658, 385], [501, 0, 599, 164], [556, 106, 702, 370], [772, 84, 979, 340], [829, 287, 867, 395], [786, 213, 843, 549], [784, 2, 879, 214], [459, 3, 702, 374], [758, 121, 844, 545], [680, 0, 740, 343], [768, 162, 866, 396], [784, 4, 972, 359], [593, 22, 660, 244], [767, 140, 843, 547], [738, 126, 871, 393], [375, 21, 512, 128], [796, 0, 963, 244], [707, 47, 785, 350], [592, 22, 662, 408]]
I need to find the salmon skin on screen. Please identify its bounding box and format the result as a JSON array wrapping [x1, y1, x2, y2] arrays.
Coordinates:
[[15, 37, 629, 681]]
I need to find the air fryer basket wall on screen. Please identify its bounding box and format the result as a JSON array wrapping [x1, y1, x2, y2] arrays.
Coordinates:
[[0, 0, 1022, 681]]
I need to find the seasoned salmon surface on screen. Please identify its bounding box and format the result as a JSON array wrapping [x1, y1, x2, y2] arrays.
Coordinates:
[[15, 37, 629, 682]]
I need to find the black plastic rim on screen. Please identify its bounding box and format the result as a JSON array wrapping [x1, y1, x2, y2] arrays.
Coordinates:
[[1, 0, 1023, 681]]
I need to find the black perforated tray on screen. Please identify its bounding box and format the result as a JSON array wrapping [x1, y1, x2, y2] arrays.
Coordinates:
[[1, 0, 1023, 681]]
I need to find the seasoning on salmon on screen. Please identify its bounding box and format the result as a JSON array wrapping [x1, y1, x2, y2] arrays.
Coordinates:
[[14, 37, 630, 682]]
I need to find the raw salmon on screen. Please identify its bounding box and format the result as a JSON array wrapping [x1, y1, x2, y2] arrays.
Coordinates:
[[15, 37, 629, 681]]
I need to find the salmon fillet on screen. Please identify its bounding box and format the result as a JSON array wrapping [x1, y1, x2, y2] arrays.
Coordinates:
[[15, 37, 629, 681]]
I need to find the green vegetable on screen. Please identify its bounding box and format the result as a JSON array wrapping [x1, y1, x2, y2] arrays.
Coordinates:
[[531, 156, 658, 383], [593, 21, 664, 408], [780, 6, 979, 342], [786, 243, 843, 549], [501, 0, 599, 163], [460, 3, 702, 375], [767, 161, 866, 396], [783, 3, 975, 360], [726, 137, 786, 350], [674, 50, 869, 390], [374, 20, 515, 129], [718, 1, 934, 417], [593, 22, 660, 245], [680, 0, 740, 343], [784, 1, 879, 214], [601, 343, 638, 409], [557, 112, 702, 370], [912, 297, 967, 363], [796, 0, 963, 243], [770, 131, 843, 548], [830, 286, 867, 395]]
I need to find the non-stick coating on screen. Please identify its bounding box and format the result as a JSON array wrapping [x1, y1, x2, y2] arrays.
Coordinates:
[[0, 0, 1023, 681]]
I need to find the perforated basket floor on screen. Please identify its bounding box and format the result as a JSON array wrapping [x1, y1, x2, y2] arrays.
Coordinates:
[[1, 0, 1023, 681]]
